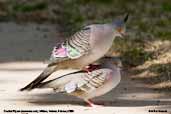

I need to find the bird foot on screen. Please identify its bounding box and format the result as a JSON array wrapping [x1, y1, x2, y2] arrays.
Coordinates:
[[84, 64, 100, 72]]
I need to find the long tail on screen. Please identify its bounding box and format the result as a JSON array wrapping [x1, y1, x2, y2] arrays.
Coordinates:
[[20, 65, 57, 91]]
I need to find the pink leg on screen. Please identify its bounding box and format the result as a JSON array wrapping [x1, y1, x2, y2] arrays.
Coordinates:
[[85, 99, 95, 107], [85, 99, 105, 107]]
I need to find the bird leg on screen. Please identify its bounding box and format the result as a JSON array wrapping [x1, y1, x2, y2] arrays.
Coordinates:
[[84, 99, 105, 107], [84, 99, 96, 107], [83, 64, 101, 72]]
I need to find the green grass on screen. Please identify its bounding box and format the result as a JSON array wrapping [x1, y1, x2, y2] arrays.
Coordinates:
[[138, 21, 149, 32], [13, 2, 47, 12], [112, 38, 153, 67], [54, 2, 86, 36], [147, 63, 171, 85], [76, 0, 113, 4], [162, 2, 171, 12], [150, 63, 171, 74], [156, 31, 171, 41], [122, 47, 153, 66]]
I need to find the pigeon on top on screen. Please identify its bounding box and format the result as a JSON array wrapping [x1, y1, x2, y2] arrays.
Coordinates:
[[20, 14, 128, 91]]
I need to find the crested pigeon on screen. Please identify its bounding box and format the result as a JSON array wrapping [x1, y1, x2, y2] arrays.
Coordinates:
[[20, 14, 128, 91], [27, 57, 122, 107]]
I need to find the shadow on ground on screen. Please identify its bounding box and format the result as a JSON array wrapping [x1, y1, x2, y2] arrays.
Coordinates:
[[26, 93, 171, 107]]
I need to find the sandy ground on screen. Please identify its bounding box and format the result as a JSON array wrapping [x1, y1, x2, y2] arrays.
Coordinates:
[[0, 22, 171, 114]]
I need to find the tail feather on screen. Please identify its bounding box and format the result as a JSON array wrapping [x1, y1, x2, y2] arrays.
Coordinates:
[[20, 65, 56, 91]]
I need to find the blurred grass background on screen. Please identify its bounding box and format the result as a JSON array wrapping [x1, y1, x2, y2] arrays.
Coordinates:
[[0, 0, 170, 91]]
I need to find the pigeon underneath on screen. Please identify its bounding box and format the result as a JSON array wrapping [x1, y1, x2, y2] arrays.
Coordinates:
[[31, 57, 122, 107]]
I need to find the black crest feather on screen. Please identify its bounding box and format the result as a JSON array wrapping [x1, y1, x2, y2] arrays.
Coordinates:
[[124, 13, 129, 23]]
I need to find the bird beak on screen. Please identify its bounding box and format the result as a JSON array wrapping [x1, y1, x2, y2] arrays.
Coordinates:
[[120, 32, 126, 37], [112, 61, 123, 69], [118, 62, 123, 69], [116, 28, 126, 38], [119, 32, 127, 38]]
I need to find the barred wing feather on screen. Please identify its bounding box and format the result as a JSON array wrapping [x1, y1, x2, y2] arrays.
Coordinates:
[[49, 26, 91, 65]]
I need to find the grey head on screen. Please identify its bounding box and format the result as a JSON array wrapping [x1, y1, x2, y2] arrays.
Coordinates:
[[111, 13, 129, 38]]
